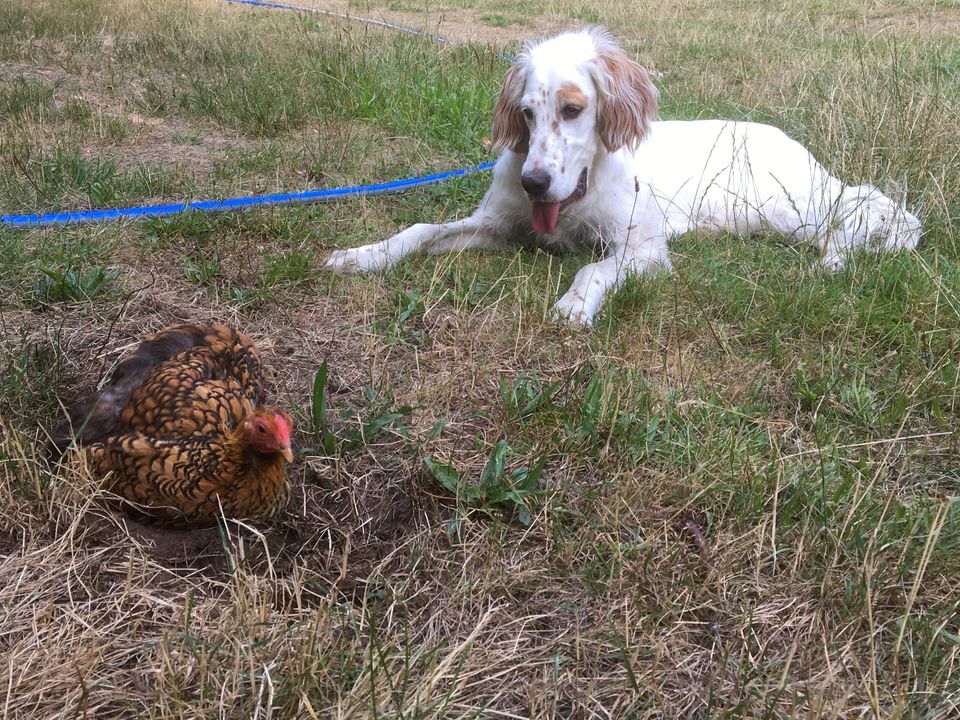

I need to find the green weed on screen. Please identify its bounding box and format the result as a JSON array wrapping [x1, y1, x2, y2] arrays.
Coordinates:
[[183, 252, 221, 285], [425, 439, 546, 527], [304, 362, 414, 457], [499, 371, 560, 419], [372, 286, 427, 346], [33, 266, 118, 303], [259, 248, 317, 289]]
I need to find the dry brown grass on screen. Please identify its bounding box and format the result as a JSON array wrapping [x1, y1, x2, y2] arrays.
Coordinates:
[[1, 0, 958, 717], [4, 266, 957, 717]]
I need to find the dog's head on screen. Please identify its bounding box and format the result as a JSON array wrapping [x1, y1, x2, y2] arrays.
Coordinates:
[[491, 28, 659, 234]]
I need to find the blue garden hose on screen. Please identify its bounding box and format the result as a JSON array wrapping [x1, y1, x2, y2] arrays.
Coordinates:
[[1, 162, 495, 227], [0, 1, 506, 227]]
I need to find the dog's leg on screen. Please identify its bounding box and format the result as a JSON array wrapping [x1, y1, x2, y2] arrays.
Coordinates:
[[553, 240, 671, 327], [325, 216, 506, 273]]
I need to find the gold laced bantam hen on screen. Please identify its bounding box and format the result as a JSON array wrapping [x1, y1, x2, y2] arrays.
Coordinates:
[[79, 323, 294, 526]]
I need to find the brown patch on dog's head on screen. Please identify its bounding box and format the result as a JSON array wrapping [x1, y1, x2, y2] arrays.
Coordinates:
[[557, 81, 588, 110]]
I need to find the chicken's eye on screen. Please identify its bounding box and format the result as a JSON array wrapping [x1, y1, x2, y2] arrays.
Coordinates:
[[257, 424, 267, 434]]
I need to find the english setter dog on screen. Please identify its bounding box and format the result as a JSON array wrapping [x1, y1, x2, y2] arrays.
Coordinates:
[[326, 28, 921, 326]]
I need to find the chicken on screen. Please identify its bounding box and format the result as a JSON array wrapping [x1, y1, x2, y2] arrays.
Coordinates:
[[79, 323, 294, 526]]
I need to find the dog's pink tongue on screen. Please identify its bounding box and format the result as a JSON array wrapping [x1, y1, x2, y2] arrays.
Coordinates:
[[531, 202, 561, 235]]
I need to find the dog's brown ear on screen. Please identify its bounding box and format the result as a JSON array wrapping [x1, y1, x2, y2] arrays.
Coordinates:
[[591, 44, 658, 153], [491, 62, 529, 154]]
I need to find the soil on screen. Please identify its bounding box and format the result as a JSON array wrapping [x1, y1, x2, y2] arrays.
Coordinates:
[[227, 0, 568, 47]]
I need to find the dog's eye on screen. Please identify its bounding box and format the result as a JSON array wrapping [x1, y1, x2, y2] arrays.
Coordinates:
[[521, 107, 534, 122], [561, 105, 583, 120]]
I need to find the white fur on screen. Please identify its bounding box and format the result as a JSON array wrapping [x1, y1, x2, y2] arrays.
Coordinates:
[[326, 29, 921, 327]]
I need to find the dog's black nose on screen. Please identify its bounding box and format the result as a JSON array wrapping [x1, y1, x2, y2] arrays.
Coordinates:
[[521, 168, 552, 197]]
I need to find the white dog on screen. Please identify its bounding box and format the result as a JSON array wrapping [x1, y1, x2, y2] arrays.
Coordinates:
[[326, 28, 921, 326]]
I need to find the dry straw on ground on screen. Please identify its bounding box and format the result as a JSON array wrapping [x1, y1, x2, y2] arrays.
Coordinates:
[[1, 0, 958, 717]]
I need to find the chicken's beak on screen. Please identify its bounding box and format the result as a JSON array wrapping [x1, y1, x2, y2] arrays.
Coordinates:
[[281, 446, 295, 463]]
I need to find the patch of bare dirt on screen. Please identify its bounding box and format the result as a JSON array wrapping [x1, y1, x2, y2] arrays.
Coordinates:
[[2, 59, 252, 179], [0, 62, 68, 86], [226, 0, 567, 48], [837, 8, 960, 38], [105, 114, 249, 178]]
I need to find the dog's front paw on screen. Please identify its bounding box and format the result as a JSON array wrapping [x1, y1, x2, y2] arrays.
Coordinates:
[[551, 293, 594, 328], [325, 245, 388, 273]]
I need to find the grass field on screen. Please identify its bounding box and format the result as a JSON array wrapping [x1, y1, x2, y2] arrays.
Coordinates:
[[1, 0, 959, 717]]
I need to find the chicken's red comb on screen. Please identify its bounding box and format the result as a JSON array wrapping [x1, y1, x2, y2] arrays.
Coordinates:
[[273, 412, 292, 446]]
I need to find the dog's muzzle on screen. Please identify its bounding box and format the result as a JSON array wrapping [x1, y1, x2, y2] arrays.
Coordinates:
[[530, 168, 588, 234]]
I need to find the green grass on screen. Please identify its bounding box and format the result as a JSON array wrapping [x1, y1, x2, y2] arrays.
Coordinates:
[[0, 77, 56, 119], [1, 146, 193, 214], [0, 0, 958, 718], [120, 10, 501, 150]]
